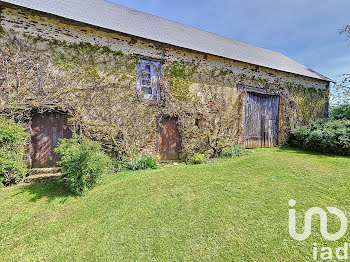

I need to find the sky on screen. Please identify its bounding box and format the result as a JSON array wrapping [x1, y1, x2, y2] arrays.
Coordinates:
[[109, 0, 350, 82]]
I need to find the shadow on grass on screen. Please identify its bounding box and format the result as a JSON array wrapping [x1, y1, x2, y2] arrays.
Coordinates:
[[275, 147, 350, 159], [16, 182, 74, 203]]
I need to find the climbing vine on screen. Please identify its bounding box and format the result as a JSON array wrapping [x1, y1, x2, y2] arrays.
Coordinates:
[[0, 29, 155, 157], [283, 83, 329, 125], [167, 61, 198, 100], [0, 27, 329, 159]]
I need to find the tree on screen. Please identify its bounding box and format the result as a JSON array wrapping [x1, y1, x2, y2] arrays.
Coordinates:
[[333, 26, 350, 105]]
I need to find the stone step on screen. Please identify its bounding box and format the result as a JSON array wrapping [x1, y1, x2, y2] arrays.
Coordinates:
[[26, 168, 62, 184], [25, 172, 62, 184], [30, 167, 61, 176]]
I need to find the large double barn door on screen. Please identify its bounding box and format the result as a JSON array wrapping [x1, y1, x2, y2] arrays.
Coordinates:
[[243, 93, 279, 148]]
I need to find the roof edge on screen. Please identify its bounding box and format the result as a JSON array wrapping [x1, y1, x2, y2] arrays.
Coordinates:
[[0, 0, 333, 83]]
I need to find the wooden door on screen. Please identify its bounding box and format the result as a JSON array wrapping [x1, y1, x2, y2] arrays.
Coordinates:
[[243, 93, 279, 148], [158, 118, 180, 160], [30, 112, 72, 168]]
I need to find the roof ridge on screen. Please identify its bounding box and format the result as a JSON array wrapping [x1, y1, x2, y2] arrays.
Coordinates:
[[102, 0, 285, 56]]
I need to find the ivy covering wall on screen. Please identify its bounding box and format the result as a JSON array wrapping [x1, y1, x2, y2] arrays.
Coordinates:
[[0, 28, 329, 159]]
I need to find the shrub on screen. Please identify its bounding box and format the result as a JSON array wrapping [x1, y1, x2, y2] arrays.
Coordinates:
[[116, 153, 159, 171], [0, 118, 28, 186], [219, 145, 246, 158], [55, 136, 113, 195], [330, 105, 350, 120], [186, 153, 206, 164], [289, 119, 350, 155]]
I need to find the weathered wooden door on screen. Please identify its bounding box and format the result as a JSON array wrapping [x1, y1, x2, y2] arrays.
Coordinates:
[[30, 112, 72, 168], [243, 93, 279, 148], [158, 118, 180, 160]]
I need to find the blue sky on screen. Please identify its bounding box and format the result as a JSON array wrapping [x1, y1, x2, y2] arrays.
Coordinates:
[[109, 0, 350, 82]]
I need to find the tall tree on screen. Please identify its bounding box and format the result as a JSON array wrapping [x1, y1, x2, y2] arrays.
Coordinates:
[[333, 26, 350, 105]]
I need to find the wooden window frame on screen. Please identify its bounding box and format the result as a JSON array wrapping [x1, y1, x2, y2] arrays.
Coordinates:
[[135, 55, 162, 102]]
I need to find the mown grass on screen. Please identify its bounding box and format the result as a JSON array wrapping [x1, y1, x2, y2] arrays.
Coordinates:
[[0, 148, 350, 261]]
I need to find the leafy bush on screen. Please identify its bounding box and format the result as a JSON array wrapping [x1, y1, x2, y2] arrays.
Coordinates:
[[0, 118, 28, 186], [186, 153, 206, 164], [55, 136, 113, 195], [219, 145, 246, 158], [289, 119, 350, 155], [330, 105, 350, 120], [116, 153, 159, 171]]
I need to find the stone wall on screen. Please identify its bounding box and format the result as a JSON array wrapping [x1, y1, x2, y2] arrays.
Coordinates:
[[0, 4, 330, 158]]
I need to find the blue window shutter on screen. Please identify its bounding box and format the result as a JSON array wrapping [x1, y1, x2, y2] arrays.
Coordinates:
[[136, 58, 161, 101]]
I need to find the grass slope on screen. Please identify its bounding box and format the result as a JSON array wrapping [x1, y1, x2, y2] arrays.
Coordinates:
[[0, 148, 350, 261]]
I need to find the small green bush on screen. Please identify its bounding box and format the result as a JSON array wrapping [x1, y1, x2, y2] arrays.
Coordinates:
[[186, 153, 206, 164], [219, 145, 246, 158], [55, 136, 113, 195], [289, 119, 350, 155], [330, 105, 350, 120], [0, 118, 28, 186], [116, 153, 159, 171]]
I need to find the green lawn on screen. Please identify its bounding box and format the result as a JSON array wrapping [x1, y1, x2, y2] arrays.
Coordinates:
[[1, 148, 350, 261]]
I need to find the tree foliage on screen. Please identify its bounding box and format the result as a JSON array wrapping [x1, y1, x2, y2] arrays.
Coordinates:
[[330, 104, 350, 120], [289, 119, 350, 155], [333, 25, 350, 106]]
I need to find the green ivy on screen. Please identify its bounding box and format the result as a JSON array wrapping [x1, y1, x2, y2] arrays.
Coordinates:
[[25, 33, 137, 82], [0, 25, 4, 37], [284, 83, 328, 124], [168, 61, 198, 100], [211, 69, 232, 78]]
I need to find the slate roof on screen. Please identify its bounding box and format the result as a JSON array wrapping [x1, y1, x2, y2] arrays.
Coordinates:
[[1, 0, 332, 82]]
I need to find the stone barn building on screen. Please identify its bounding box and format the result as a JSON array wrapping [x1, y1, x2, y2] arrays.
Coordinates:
[[0, 0, 331, 167]]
